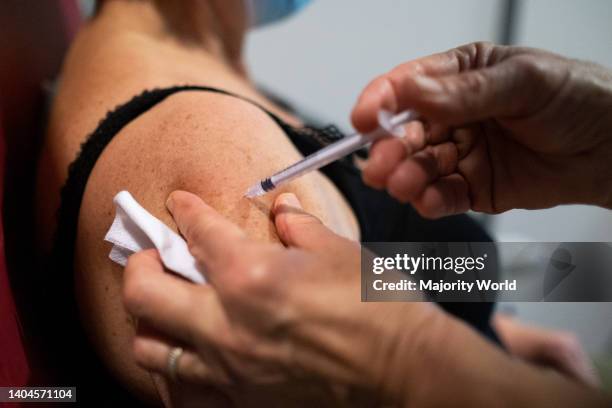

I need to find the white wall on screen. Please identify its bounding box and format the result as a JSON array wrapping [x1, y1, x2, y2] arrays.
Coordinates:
[[517, 0, 612, 67], [246, 0, 502, 129]]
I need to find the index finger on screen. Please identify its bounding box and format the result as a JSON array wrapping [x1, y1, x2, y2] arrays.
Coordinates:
[[351, 43, 513, 131], [166, 190, 248, 268], [351, 49, 463, 132]]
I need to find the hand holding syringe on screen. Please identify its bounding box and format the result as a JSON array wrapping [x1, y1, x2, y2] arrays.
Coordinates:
[[245, 110, 419, 198]]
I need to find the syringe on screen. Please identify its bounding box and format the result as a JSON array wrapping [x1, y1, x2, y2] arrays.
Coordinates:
[[244, 110, 419, 198]]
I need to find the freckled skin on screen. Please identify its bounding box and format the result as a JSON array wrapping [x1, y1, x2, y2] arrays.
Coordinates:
[[36, 11, 359, 407]]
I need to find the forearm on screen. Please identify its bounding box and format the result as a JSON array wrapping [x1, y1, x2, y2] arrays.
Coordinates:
[[391, 311, 609, 407]]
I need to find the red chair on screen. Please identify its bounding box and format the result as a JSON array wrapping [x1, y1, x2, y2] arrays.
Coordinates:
[[0, 0, 81, 402]]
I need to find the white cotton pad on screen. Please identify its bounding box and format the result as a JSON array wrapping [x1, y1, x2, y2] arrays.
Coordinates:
[[104, 191, 206, 284]]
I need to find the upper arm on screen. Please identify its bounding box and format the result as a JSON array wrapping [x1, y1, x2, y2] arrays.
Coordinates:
[[72, 91, 335, 402]]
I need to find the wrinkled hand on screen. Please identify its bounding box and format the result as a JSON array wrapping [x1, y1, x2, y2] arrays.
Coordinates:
[[122, 191, 442, 405], [352, 42, 612, 218]]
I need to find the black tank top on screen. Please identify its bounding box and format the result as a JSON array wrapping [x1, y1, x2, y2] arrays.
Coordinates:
[[42, 86, 499, 405]]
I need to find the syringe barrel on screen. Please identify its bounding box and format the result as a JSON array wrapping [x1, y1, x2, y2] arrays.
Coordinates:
[[270, 128, 387, 188]]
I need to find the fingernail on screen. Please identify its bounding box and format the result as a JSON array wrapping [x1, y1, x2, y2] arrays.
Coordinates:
[[166, 193, 175, 212], [412, 75, 442, 93], [379, 79, 397, 112], [366, 151, 383, 168], [278, 193, 302, 209]]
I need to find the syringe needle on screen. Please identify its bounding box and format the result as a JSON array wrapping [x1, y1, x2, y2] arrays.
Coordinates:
[[244, 181, 267, 198]]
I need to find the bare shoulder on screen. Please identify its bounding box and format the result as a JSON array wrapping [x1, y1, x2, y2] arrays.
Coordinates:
[[79, 90, 310, 244]]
